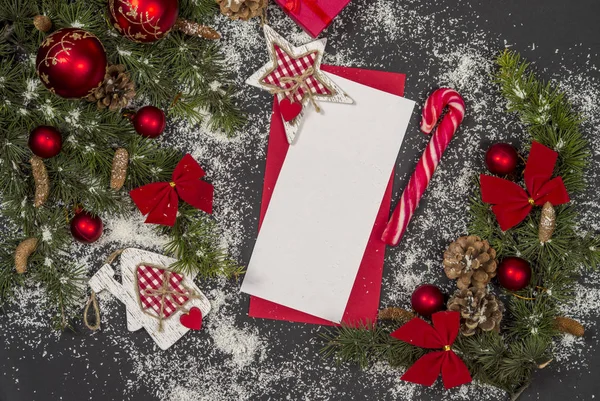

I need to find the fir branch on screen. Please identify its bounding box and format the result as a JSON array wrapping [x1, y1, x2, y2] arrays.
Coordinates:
[[159, 206, 244, 278]]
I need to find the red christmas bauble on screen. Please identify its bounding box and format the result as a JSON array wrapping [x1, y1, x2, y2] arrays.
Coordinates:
[[497, 257, 531, 291], [133, 106, 166, 138], [36, 28, 107, 98], [71, 211, 104, 243], [411, 284, 445, 316], [485, 143, 519, 175], [28, 126, 62, 158], [109, 0, 179, 43]]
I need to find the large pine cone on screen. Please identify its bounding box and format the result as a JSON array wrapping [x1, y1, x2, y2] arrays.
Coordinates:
[[447, 287, 504, 336], [217, 0, 268, 21], [443, 235, 497, 290], [86, 65, 135, 111]]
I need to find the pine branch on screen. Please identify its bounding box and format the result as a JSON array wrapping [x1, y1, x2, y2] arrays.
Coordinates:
[[159, 205, 244, 278]]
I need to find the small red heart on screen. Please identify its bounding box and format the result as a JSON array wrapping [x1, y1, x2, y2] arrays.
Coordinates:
[[180, 307, 203, 330], [284, 0, 299, 12], [279, 98, 302, 122]]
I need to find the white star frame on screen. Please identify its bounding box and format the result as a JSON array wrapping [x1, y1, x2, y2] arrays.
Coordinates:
[[246, 25, 353, 144]]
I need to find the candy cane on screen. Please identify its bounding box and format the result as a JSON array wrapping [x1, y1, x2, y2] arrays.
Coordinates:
[[382, 88, 465, 246]]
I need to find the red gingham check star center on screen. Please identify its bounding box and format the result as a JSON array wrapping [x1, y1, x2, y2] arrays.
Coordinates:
[[261, 44, 332, 104]]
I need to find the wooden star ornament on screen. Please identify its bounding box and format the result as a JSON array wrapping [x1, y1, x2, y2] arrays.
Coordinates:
[[246, 25, 353, 144]]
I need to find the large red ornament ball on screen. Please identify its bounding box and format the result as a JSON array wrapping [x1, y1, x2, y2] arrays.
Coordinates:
[[411, 284, 445, 316], [133, 106, 166, 138], [497, 257, 532, 291], [485, 143, 519, 175], [28, 126, 62, 158], [36, 28, 107, 98], [109, 0, 179, 43], [71, 211, 104, 243]]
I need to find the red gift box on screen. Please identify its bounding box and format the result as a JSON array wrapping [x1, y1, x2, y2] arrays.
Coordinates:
[[275, 0, 351, 37]]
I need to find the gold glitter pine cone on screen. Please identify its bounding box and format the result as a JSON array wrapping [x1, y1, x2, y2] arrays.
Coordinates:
[[443, 235, 497, 290], [217, 0, 268, 21], [447, 287, 504, 336], [33, 15, 52, 32], [86, 65, 136, 111]]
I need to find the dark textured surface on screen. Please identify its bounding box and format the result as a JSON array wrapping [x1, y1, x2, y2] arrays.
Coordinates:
[[2, 1, 600, 400]]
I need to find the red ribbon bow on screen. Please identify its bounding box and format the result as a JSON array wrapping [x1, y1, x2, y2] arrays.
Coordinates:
[[130, 154, 214, 226], [390, 311, 472, 389], [480, 141, 569, 231]]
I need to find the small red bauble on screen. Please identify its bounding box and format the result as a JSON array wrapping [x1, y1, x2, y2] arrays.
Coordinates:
[[497, 257, 531, 291], [485, 143, 519, 175], [36, 28, 107, 98], [28, 126, 62, 158], [133, 106, 166, 138], [411, 284, 445, 316], [71, 211, 104, 243], [109, 0, 179, 43]]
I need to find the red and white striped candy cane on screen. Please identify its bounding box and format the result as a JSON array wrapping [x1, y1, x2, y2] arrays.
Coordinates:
[[381, 88, 465, 246]]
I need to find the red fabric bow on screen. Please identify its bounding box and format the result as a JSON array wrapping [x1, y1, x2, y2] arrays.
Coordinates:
[[480, 141, 569, 231], [390, 311, 472, 389], [130, 154, 214, 226]]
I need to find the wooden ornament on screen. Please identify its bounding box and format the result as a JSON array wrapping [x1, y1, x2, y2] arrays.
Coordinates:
[[14, 237, 38, 274], [538, 202, 556, 243], [30, 156, 49, 207], [110, 148, 129, 190], [554, 316, 585, 337], [88, 248, 211, 350]]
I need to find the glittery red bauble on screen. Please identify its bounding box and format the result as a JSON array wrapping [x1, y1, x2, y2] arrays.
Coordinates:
[[28, 126, 62, 158], [485, 143, 519, 175], [497, 257, 532, 291], [133, 106, 166, 138], [36, 28, 107, 98], [71, 211, 104, 243], [108, 0, 179, 43], [411, 284, 445, 316]]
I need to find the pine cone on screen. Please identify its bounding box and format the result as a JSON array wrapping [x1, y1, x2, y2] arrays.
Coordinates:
[[86, 65, 136, 111], [217, 0, 268, 21], [443, 235, 497, 290], [447, 287, 504, 336]]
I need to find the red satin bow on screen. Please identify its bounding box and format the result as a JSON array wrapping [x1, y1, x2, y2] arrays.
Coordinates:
[[130, 154, 214, 226], [480, 141, 569, 231], [390, 311, 472, 389]]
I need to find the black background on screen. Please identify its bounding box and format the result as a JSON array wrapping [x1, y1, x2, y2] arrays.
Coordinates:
[[2, 1, 600, 400]]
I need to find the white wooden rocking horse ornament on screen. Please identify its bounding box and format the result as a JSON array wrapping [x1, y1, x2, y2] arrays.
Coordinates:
[[87, 248, 211, 350]]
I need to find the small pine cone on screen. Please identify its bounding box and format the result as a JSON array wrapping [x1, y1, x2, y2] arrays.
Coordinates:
[[174, 18, 220, 40], [110, 148, 129, 190], [30, 156, 49, 207], [538, 202, 556, 243], [86, 65, 136, 111], [15, 237, 38, 274], [217, 0, 268, 21], [33, 15, 52, 32], [378, 307, 415, 324], [443, 235, 497, 290], [554, 316, 584, 337], [447, 287, 504, 336]]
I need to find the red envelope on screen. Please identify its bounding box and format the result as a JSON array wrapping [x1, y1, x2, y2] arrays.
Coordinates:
[[248, 65, 406, 326]]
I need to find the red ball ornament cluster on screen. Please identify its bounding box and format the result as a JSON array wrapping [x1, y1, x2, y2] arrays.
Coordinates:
[[36, 28, 107, 98], [71, 210, 104, 243], [29, 126, 62, 158], [497, 257, 531, 291], [109, 0, 179, 43], [411, 284, 445, 316], [485, 143, 518, 175], [133, 106, 166, 138]]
